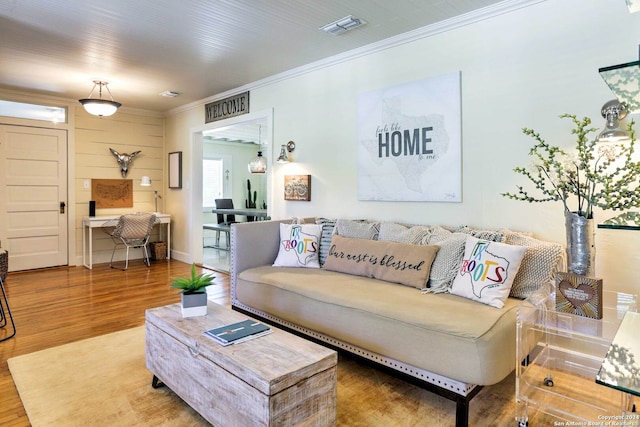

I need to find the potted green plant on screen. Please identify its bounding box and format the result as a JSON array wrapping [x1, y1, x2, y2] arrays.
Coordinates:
[[502, 114, 640, 276], [170, 264, 214, 317]]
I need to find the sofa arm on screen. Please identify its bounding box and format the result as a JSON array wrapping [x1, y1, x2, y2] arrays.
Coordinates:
[[230, 220, 288, 302]]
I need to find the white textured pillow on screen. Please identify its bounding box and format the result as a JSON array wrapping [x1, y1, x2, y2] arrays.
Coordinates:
[[426, 232, 468, 292], [334, 219, 380, 240], [273, 223, 322, 268], [505, 232, 564, 299], [378, 222, 432, 244], [450, 236, 526, 308]]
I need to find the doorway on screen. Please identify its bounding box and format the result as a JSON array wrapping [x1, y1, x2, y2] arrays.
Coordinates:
[[190, 110, 273, 272], [0, 125, 68, 271]]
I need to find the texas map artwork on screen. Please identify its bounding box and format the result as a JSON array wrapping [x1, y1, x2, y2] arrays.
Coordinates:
[[356, 71, 461, 202], [459, 240, 511, 299], [280, 225, 318, 266]]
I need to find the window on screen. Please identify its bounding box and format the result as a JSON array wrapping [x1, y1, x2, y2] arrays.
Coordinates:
[[203, 158, 224, 208], [0, 100, 66, 123]]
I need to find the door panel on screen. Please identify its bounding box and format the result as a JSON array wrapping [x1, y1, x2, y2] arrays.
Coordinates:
[[0, 125, 68, 271]]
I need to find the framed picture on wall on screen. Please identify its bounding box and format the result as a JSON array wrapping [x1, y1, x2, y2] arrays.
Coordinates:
[[91, 179, 133, 208], [284, 175, 311, 201], [168, 151, 182, 189]]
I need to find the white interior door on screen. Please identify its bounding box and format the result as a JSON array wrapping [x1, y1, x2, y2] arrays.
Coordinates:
[[0, 125, 68, 271]]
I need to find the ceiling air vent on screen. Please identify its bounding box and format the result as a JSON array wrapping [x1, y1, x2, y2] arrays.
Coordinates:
[[320, 15, 366, 36]]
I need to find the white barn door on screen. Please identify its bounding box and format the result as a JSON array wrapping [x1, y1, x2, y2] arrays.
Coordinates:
[[0, 125, 68, 271]]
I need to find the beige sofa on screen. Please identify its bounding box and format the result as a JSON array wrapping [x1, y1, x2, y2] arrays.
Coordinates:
[[230, 218, 563, 427]]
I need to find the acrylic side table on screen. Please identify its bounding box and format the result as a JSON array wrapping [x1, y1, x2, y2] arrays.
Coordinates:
[[516, 283, 637, 426]]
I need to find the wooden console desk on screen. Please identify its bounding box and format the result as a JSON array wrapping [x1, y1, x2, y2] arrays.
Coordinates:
[[82, 214, 171, 270]]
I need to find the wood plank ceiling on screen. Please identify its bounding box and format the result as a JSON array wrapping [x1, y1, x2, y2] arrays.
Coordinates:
[[0, 0, 510, 113]]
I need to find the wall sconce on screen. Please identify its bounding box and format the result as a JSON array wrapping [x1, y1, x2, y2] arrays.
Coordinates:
[[277, 141, 296, 164], [140, 176, 161, 212], [78, 81, 122, 117], [598, 99, 629, 142]]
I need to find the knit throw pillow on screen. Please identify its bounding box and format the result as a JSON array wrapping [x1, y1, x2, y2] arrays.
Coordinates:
[[505, 232, 564, 299]]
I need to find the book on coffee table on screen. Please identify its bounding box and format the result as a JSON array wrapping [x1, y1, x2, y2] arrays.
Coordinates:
[[204, 319, 272, 346]]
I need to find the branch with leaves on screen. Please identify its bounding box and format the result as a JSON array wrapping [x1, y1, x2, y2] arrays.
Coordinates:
[[502, 114, 640, 219]]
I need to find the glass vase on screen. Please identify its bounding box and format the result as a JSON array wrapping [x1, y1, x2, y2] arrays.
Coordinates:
[[564, 211, 595, 276]]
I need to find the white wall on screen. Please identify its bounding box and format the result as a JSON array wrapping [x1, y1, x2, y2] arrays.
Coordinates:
[[166, 0, 640, 295]]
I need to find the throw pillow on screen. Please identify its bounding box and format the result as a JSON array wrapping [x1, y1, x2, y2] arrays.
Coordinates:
[[505, 232, 564, 299], [378, 222, 432, 244], [316, 218, 336, 266], [455, 225, 507, 243], [426, 232, 468, 292], [450, 235, 526, 308], [272, 223, 322, 268], [334, 218, 380, 240], [323, 234, 439, 288]]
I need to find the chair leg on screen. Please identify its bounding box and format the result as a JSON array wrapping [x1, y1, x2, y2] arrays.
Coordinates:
[[225, 230, 230, 249], [143, 245, 151, 267], [0, 279, 16, 342], [110, 244, 118, 268], [216, 230, 220, 246], [124, 247, 130, 270]]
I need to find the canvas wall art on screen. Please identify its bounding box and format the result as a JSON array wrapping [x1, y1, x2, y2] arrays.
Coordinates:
[[357, 71, 462, 202]]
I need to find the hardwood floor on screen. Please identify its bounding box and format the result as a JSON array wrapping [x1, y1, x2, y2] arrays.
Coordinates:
[[0, 260, 228, 427]]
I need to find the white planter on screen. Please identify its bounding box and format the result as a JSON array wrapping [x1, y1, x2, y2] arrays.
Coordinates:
[[181, 292, 208, 317]]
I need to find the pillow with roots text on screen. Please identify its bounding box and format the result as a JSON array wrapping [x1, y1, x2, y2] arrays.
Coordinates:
[[450, 235, 526, 308], [273, 223, 322, 268]]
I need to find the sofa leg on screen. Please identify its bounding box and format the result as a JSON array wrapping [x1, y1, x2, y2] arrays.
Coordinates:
[[455, 399, 469, 427]]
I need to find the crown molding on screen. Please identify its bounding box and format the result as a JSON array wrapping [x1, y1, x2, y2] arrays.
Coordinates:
[[167, 0, 546, 117]]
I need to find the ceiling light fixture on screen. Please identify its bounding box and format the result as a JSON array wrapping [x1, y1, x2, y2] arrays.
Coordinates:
[[248, 125, 267, 173], [78, 80, 122, 117], [320, 15, 366, 35], [159, 90, 180, 98]]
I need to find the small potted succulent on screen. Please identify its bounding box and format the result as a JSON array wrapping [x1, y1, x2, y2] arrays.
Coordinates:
[[170, 264, 214, 317]]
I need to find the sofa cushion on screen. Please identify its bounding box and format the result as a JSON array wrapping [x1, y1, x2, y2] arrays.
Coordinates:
[[272, 223, 322, 268], [236, 265, 521, 385], [323, 235, 439, 289], [450, 235, 526, 308]]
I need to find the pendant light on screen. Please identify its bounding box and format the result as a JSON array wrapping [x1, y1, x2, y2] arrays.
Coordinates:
[[248, 125, 267, 173], [79, 81, 122, 117]]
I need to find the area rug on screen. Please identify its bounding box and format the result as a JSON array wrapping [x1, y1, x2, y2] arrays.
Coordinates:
[[8, 327, 516, 426]]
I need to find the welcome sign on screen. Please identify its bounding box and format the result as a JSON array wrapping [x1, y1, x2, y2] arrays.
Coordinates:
[[357, 72, 462, 202]]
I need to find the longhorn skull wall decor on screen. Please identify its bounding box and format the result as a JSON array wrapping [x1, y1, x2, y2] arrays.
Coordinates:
[[109, 148, 141, 178]]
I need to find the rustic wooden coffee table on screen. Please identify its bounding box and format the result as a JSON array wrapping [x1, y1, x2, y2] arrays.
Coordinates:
[[145, 302, 337, 426]]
